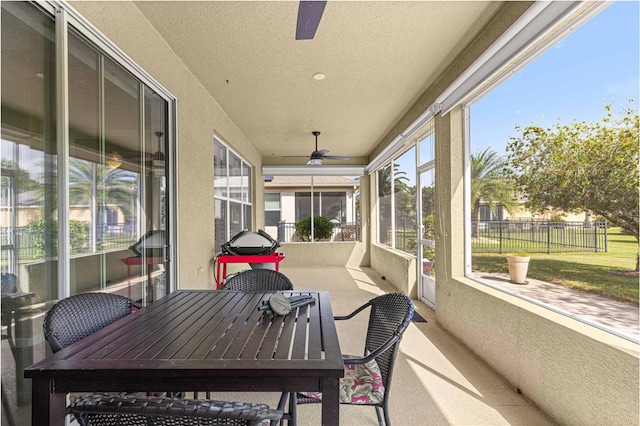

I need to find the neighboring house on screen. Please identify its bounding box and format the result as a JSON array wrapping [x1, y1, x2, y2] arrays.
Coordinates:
[[476, 199, 591, 222], [0, 189, 127, 229], [263, 175, 359, 241]]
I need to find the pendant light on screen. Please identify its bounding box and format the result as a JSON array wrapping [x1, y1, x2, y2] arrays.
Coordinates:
[[153, 131, 165, 177], [106, 151, 122, 169]]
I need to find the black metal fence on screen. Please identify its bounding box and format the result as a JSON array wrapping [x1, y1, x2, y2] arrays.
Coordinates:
[[1, 223, 137, 261], [277, 222, 361, 243], [472, 220, 608, 253]]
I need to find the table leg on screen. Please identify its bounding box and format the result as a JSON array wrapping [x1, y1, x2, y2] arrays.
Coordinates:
[[222, 264, 227, 288], [147, 268, 154, 303], [31, 378, 66, 426], [321, 377, 340, 426]]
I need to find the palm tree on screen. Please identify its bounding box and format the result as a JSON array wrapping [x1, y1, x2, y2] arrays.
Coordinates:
[[68, 157, 137, 220], [68, 158, 138, 249], [377, 163, 410, 246], [377, 162, 409, 197], [470, 149, 518, 237]]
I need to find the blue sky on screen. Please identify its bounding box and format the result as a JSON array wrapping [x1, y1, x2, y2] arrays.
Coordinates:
[[470, 1, 639, 156]]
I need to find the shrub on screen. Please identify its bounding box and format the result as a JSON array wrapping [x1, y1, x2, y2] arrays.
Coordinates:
[[294, 216, 334, 241], [549, 214, 565, 223], [26, 219, 89, 258]]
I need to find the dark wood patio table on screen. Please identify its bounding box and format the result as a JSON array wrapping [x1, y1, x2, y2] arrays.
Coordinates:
[[25, 290, 344, 425]]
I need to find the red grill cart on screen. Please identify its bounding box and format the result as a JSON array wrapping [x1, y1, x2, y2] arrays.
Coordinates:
[[215, 252, 285, 289]]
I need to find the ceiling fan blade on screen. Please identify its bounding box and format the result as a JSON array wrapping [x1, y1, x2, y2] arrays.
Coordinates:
[[322, 155, 350, 161], [295, 1, 327, 40]]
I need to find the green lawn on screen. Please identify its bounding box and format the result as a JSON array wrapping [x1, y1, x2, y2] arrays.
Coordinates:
[[472, 228, 639, 305]]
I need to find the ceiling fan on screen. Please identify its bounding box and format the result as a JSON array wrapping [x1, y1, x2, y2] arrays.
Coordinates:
[[296, 1, 327, 40], [288, 131, 350, 165]]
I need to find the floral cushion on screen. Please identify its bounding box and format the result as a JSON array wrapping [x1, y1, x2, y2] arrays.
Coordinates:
[[300, 354, 385, 405]]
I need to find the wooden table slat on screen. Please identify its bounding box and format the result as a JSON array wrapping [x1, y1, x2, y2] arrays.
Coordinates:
[[307, 295, 323, 359], [257, 312, 287, 360], [272, 309, 298, 360], [80, 291, 209, 360], [151, 293, 236, 359], [290, 305, 310, 360], [205, 293, 266, 359]]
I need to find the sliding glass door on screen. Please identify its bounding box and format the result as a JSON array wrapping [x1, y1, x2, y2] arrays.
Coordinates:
[[417, 124, 436, 308], [67, 29, 169, 303], [1, 2, 175, 422]]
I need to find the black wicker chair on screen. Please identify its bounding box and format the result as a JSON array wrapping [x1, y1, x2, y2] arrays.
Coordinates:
[[222, 269, 294, 291], [1, 272, 18, 294], [280, 292, 414, 426], [69, 394, 283, 426], [1, 273, 20, 331], [43, 292, 141, 353]]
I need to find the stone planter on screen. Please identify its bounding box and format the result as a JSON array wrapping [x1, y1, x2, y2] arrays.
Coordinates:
[[506, 254, 530, 284]]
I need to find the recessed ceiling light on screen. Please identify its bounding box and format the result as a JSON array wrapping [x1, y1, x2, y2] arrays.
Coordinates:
[[312, 73, 326, 81]]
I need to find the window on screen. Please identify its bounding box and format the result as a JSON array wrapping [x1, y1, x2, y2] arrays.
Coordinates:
[[466, 1, 639, 340], [320, 192, 347, 222], [262, 174, 360, 243], [1, 2, 176, 423], [264, 193, 281, 226], [213, 137, 252, 252], [478, 205, 503, 221], [295, 192, 318, 221], [67, 28, 169, 297], [376, 147, 417, 255], [294, 191, 348, 222], [295, 191, 347, 223]]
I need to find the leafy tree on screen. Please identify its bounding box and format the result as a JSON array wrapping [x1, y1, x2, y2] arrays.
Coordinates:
[[470, 149, 519, 236], [507, 103, 639, 269], [294, 216, 334, 241], [1, 159, 43, 194], [395, 184, 417, 254], [421, 185, 434, 220]]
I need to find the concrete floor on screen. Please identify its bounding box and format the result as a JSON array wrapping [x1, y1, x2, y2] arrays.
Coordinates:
[[2, 266, 562, 425], [211, 266, 557, 426]]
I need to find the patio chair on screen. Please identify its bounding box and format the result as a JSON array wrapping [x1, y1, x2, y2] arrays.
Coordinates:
[[42, 293, 180, 401], [1, 273, 20, 330], [222, 269, 294, 291], [280, 292, 414, 426], [1, 272, 18, 294], [2, 272, 41, 346], [43, 292, 141, 353], [69, 394, 283, 426]]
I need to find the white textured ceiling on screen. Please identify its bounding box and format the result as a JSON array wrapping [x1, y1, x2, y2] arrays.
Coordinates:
[[133, 1, 504, 164]]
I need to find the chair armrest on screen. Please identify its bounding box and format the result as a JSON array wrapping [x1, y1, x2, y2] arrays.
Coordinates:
[[334, 300, 372, 321], [342, 333, 401, 365]]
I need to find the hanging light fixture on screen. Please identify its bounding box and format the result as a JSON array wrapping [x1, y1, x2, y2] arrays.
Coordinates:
[[106, 151, 122, 169], [153, 131, 165, 177]]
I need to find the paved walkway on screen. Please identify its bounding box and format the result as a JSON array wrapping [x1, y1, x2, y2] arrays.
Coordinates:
[[472, 272, 639, 341]]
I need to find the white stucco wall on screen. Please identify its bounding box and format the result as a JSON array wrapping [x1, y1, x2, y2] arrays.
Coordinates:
[[278, 242, 367, 267], [370, 244, 417, 298]]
